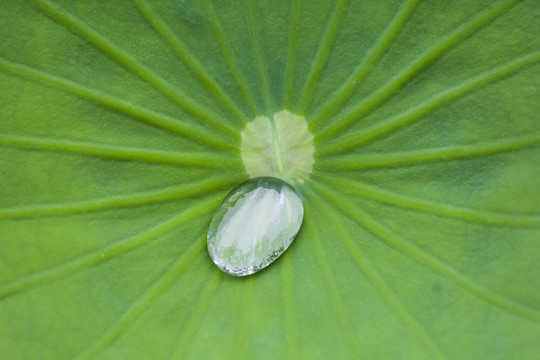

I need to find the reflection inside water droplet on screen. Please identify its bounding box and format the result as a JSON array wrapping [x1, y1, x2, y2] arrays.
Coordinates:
[[207, 177, 303, 276]]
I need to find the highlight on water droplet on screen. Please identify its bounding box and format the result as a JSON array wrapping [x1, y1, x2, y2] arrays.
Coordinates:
[[207, 177, 304, 276]]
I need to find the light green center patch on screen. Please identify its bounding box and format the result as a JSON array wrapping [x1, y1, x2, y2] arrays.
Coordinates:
[[240, 109, 314, 183]]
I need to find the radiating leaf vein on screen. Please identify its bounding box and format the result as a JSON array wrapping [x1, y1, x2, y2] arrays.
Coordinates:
[[316, 0, 521, 140], [0, 175, 238, 220], [169, 271, 222, 360], [0, 57, 233, 150], [0, 134, 240, 169], [312, 179, 540, 323], [304, 211, 360, 356], [245, 0, 274, 111], [73, 238, 207, 360], [316, 174, 540, 228], [131, 0, 250, 124], [238, 276, 255, 358], [308, 187, 447, 360], [0, 200, 215, 300], [282, 0, 301, 108], [297, 0, 348, 112], [201, 0, 260, 114], [310, 0, 420, 128], [30, 0, 238, 137], [281, 254, 299, 359], [319, 49, 540, 155], [317, 134, 540, 170]]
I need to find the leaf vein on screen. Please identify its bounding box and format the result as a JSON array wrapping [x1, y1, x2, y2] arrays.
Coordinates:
[[319, 49, 540, 154], [170, 271, 222, 360], [317, 134, 540, 171], [0, 175, 239, 220], [0, 200, 215, 300], [297, 0, 348, 113], [245, 0, 274, 111], [282, 0, 302, 109], [313, 179, 540, 323], [311, 0, 420, 129], [74, 238, 206, 360], [303, 210, 361, 357], [0, 57, 233, 150], [316, 175, 540, 228], [0, 134, 240, 169], [201, 0, 260, 114], [308, 186, 447, 360], [281, 254, 299, 359], [30, 0, 237, 137], [131, 0, 250, 124], [317, 0, 521, 141]]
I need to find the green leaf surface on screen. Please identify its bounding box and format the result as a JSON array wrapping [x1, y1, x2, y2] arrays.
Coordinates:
[[1, 0, 539, 359]]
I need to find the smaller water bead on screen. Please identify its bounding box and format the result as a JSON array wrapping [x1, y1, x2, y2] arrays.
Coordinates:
[[207, 177, 304, 276]]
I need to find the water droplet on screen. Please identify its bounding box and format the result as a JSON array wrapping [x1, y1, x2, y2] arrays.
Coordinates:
[[207, 177, 303, 276]]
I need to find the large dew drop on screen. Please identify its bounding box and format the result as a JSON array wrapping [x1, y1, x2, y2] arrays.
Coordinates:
[[207, 177, 304, 276]]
